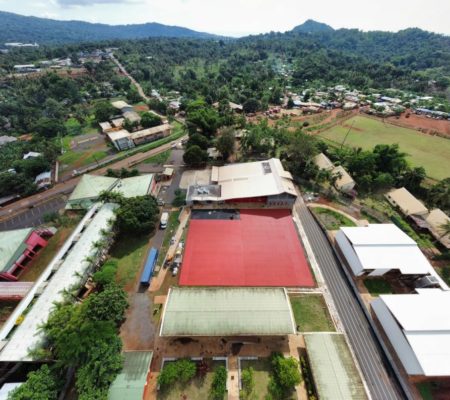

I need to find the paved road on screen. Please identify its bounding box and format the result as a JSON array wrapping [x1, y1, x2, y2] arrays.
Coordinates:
[[0, 197, 66, 231], [0, 137, 186, 224], [295, 197, 404, 400]]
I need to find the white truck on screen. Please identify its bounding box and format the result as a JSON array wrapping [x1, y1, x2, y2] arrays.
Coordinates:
[[160, 212, 169, 229]]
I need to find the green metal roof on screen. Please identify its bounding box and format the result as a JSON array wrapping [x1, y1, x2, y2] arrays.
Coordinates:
[[304, 333, 368, 400], [68, 174, 117, 203], [0, 228, 33, 273], [160, 287, 296, 336], [112, 175, 153, 198], [108, 351, 153, 400], [67, 174, 154, 209]]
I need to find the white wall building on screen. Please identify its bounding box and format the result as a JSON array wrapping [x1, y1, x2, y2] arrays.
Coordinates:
[[372, 289, 450, 377], [335, 224, 435, 278]]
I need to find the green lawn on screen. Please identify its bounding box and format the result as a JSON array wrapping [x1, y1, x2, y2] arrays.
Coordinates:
[[318, 115, 450, 180], [59, 149, 109, 171], [110, 234, 151, 287], [290, 295, 335, 332], [363, 279, 393, 296], [312, 207, 356, 230], [143, 149, 171, 164], [240, 359, 271, 400], [158, 360, 226, 400]]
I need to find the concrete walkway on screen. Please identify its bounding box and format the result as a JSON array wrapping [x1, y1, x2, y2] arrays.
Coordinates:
[[227, 356, 240, 400]]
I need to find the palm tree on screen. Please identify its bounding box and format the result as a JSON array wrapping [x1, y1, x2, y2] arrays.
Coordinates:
[[439, 220, 450, 238]]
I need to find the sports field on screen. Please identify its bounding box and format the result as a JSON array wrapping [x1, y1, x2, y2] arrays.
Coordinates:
[[179, 209, 314, 287], [318, 116, 450, 180]]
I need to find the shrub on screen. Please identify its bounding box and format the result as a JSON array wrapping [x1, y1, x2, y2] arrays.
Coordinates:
[[158, 359, 197, 388], [210, 366, 227, 400], [240, 367, 255, 399]]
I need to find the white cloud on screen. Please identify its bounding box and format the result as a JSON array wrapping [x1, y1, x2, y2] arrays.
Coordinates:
[[56, 0, 140, 7]]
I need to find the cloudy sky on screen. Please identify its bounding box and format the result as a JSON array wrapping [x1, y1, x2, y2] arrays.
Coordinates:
[[0, 0, 449, 37]]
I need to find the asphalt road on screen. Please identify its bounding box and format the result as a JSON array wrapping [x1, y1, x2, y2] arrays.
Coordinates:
[[295, 197, 404, 400], [0, 197, 66, 230]]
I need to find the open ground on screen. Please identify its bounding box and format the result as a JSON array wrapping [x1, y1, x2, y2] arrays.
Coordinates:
[[318, 115, 450, 180]]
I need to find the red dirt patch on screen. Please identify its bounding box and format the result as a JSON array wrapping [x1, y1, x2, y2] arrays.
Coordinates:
[[179, 209, 314, 287], [387, 112, 450, 137]]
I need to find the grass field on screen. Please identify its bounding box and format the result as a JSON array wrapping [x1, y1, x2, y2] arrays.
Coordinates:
[[318, 115, 450, 180], [110, 233, 150, 287], [144, 149, 171, 164], [158, 359, 226, 400], [240, 358, 271, 400], [312, 207, 356, 230], [290, 295, 335, 332]]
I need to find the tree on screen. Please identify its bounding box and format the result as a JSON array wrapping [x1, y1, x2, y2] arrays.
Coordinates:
[[34, 117, 66, 139], [187, 133, 210, 150], [186, 100, 221, 137], [93, 260, 118, 287], [216, 128, 235, 160], [84, 283, 128, 325], [157, 359, 197, 388], [94, 101, 116, 123], [75, 337, 123, 400], [428, 178, 450, 214], [210, 366, 227, 400], [268, 353, 301, 398], [141, 112, 162, 128], [439, 220, 450, 239], [243, 98, 261, 114], [115, 195, 159, 235], [286, 130, 318, 178], [183, 145, 208, 166], [287, 97, 295, 109], [8, 365, 58, 400], [123, 118, 139, 132], [127, 87, 143, 104], [240, 367, 255, 400]]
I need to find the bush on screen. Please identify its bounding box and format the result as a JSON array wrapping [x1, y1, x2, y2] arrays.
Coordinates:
[[240, 367, 254, 400], [268, 353, 301, 399], [158, 359, 197, 388], [210, 366, 227, 400], [93, 260, 118, 287], [8, 365, 58, 400]]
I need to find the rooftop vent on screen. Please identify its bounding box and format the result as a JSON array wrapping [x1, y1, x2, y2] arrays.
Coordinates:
[[262, 162, 272, 174]]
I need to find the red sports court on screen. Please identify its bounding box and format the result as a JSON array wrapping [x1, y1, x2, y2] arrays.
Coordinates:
[[179, 209, 314, 287]]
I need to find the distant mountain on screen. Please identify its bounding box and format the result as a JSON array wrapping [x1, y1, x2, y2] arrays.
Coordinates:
[[291, 19, 334, 33], [0, 11, 219, 44]]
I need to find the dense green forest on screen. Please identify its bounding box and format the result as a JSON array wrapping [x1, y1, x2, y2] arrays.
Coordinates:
[[0, 11, 217, 44]]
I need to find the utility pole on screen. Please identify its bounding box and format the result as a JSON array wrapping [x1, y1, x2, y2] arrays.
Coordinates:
[[340, 120, 355, 150]]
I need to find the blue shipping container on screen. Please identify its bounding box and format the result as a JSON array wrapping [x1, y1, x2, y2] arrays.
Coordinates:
[[140, 247, 158, 285]]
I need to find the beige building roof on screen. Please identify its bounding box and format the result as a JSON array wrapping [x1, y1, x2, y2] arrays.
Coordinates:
[[99, 122, 112, 132], [107, 129, 131, 142], [314, 153, 334, 171], [385, 187, 428, 216], [130, 123, 171, 140], [111, 100, 131, 110], [425, 209, 450, 249], [111, 118, 125, 128], [209, 158, 296, 201], [332, 165, 355, 190]]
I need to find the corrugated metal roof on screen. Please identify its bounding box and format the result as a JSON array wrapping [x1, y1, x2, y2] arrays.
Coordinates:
[[68, 174, 118, 203], [113, 175, 153, 198], [385, 187, 428, 216], [0, 204, 117, 362], [0, 282, 34, 299], [374, 290, 450, 376], [0, 228, 33, 273], [160, 287, 296, 336], [108, 351, 153, 400], [304, 333, 367, 400]]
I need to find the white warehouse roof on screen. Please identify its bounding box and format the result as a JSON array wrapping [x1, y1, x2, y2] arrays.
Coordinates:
[[0, 203, 116, 362], [372, 289, 450, 376], [336, 224, 432, 276]]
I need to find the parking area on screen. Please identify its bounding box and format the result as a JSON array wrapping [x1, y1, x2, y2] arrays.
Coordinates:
[[180, 209, 315, 287]]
